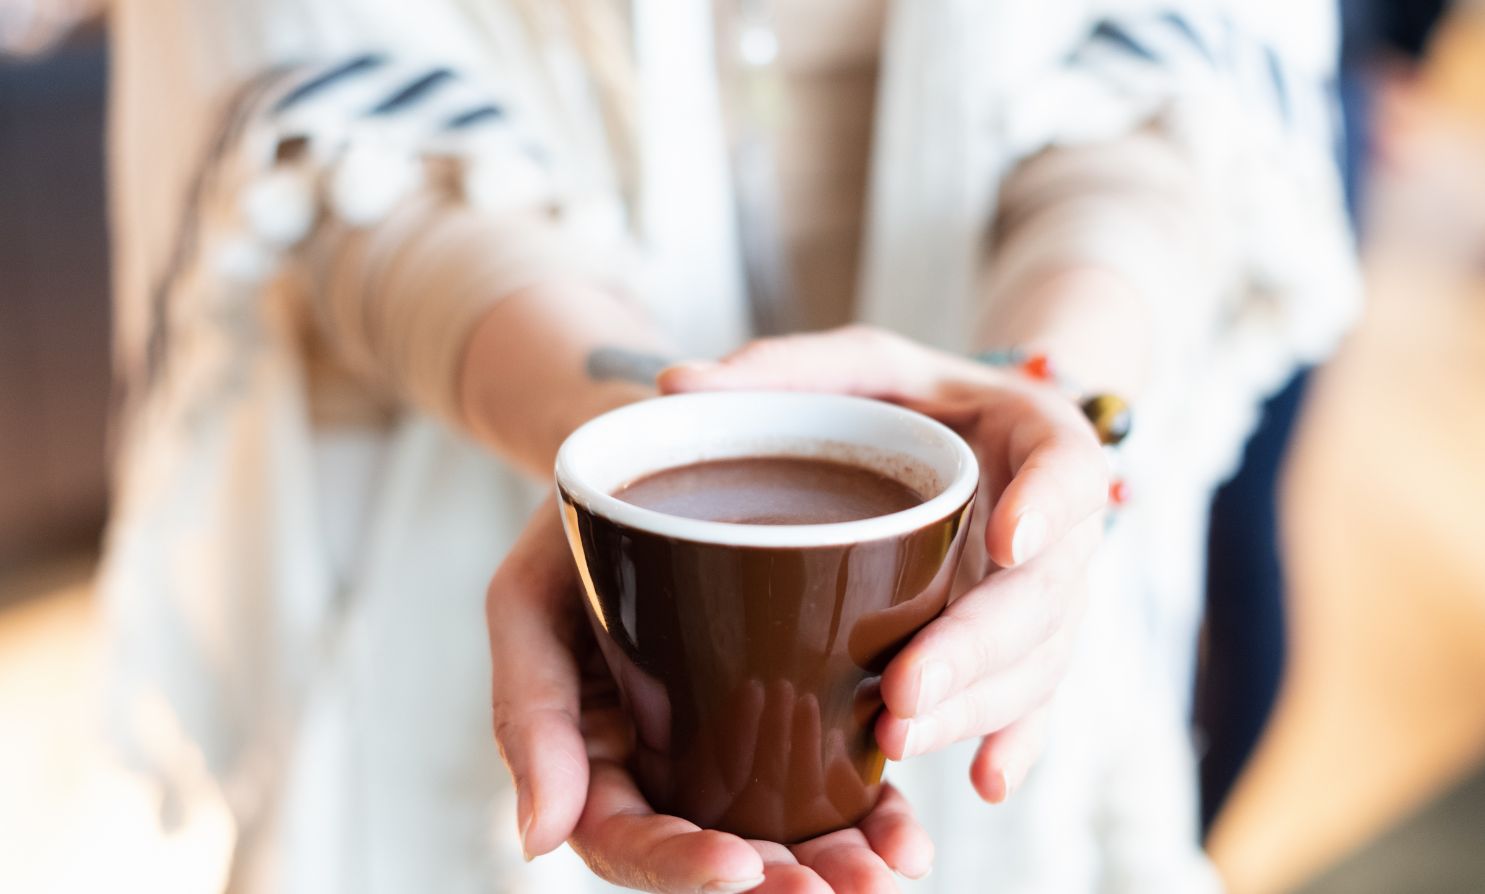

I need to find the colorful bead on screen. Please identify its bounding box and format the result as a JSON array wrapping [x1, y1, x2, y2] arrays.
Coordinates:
[[1081, 393, 1131, 446], [972, 348, 1133, 512], [1020, 353, 1054, 382]]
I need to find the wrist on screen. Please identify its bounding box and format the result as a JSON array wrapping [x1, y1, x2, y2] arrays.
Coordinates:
[[978, 265, 1152, 399], [457, 280, 673, 476]]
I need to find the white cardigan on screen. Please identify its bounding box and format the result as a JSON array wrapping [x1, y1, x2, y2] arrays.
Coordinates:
[[100, 1, 1358, 891]]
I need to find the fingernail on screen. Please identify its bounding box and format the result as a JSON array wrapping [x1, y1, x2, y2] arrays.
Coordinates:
[[913, 660, 951, 716], [517, 787, 535, 862], [1011, 510, 1047, 564], [661, 360, 718, 378], [702, 876, 766, 894], [986, 769, 1009, 804], [897, 856, 934, 880], [902, 716, 934, 758], [1003, 756, 1030, 800]]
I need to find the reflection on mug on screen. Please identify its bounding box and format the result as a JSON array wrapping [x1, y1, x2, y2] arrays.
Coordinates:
[[647, 678, 876, 836]]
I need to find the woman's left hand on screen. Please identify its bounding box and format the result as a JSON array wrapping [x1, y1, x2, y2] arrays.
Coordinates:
[[488, 498, 935, 893], [659, 325, 1110, 802]]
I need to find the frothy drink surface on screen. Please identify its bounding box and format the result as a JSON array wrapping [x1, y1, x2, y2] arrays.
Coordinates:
[[614, 456, 922, 524]]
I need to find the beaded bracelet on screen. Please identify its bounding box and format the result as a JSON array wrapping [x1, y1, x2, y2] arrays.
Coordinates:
[[973, 348, 1131, 508]]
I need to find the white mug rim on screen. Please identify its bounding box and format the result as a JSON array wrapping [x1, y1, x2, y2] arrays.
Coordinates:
[[554, 391, 979, 548]]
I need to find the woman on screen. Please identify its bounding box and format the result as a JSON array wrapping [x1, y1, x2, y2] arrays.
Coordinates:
[[99, 1, 1357, 891]]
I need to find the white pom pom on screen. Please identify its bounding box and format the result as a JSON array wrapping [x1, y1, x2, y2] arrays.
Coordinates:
[[329, 142, 422, 226], [463, 148, 554, 217], [241, 167, 317, 248], [213, 236, 277, 284]]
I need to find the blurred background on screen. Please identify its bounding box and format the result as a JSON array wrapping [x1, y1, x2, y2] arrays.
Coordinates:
[[2, 1, 1484, 892]]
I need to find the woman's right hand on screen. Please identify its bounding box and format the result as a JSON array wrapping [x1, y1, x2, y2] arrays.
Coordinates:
[[486, 500, 935, 893], [659, 324, 1111, 807]]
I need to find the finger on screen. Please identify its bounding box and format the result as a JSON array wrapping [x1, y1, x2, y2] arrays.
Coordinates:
[[657, 325, 940, 399], [976, 392, 1108, 568], [747, 842, 832, 894], [486, 502, 590, 858], [877, 618, 1077, 760], [752, 866, 831, 894], [970, 702, 1054, 804], [746, 840, 798, 865], [880, 517, 1099, 720], [857, 784, 934, 880], [790, 827, 899, 894], [570, 760, 765, 894]]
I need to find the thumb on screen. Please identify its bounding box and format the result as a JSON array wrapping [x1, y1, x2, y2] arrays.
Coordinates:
[[487, 500, 590, 859], [658, 325, 940, 398], [976, 393, 1109, 567]]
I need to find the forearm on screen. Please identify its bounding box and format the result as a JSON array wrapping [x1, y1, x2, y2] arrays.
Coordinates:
[[301, 189, 674, 477], [978, 130, 1208, 399], [977, 267, 1152, 398], [457, 279, 674, 477]]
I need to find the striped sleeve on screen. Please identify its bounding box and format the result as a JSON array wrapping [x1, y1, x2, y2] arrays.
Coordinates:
[[986, 4, 1361, 482], [142, 55, 630, 425], [1059, 10, 1341, 170]]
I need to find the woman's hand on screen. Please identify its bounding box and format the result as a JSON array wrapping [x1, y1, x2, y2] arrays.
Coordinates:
[[658, 325, 1110, 802], [486, 322, 1108, 889], [487, 500, 935, 893]]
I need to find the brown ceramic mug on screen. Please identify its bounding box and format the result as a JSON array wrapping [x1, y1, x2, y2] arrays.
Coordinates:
[[555, 392, 978, 843]]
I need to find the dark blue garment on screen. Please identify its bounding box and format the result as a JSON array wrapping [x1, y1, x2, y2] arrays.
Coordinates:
[[1198, 369, 1310, 832]]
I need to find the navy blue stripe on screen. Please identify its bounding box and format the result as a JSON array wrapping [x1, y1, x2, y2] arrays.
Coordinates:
[[1091, 20, 1158, 63], [272, 53, 387, 113], [445, 103, 506, 130], [1264, 46, 1292, 126], [369, 68, 455, 115], [1160, 12, 1215, 64]]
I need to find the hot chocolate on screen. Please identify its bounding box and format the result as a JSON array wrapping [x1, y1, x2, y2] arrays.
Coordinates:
[[613, 456, 923, 525]]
